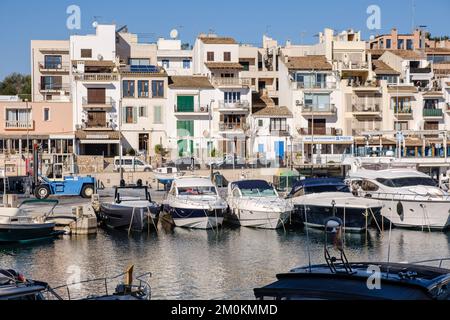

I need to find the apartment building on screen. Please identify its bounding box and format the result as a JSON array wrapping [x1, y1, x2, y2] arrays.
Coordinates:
[[157, 38, 193, 76], [70, 24, 121, 157], [31, 40, 71, 102], [193, 35, 252, 158]]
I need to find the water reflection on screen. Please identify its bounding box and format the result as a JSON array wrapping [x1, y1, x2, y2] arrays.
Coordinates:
[[0, 225, 449, 299]]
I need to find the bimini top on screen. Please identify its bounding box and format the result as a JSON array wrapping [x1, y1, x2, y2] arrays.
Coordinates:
[[349, 169, 431, 180], [231, 180, 273, 190], [288, 178, 349, 197], [173, 177, 215, 188]]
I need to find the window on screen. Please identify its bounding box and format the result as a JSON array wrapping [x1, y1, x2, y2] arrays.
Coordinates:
[[386, 39, 391, 49], [224, 92, 241, 103], [43, 108, 50, 121], [139, 106, 147, 118], [397, 39, 404, 49], [137, 80, 149, 98], [224, 52, 231, 61], [129, 58, 150, 66], [139, 134, 149, 151], [183, 60, 191, 69], [162, 60, 170, 69], [123, 80, 135, 98], [270, 118, 287, 131], [152, 80, 164, 98], [123, 106, 136, 124], [207, 52, 214, 61], [81, 49, 92, 58], [44, 55, 62, 69], [406, 39, 413, 50], [153, 106, 162, 124], [258, 119, 264, 127]]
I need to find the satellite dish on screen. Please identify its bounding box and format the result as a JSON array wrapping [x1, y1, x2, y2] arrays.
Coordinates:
[[170, 29, 179, 39], [92, 21, 98, 28]]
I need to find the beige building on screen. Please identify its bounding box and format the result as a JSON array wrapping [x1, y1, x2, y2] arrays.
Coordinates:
[[31, 40, 71, 102]]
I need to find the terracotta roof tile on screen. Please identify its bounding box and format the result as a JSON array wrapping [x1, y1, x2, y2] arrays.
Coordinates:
[[284, 55, 332, 71], [169, 76, 213, 89]]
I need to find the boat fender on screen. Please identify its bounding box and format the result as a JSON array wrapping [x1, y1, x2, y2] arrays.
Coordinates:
[[397, 201, 404, 221]]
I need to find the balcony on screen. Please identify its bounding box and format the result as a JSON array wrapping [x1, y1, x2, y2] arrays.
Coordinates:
[[39, 62, 70, 73], [291, 82, 336, 91], [39, 83, 70, 92], [302, 104, 337, 117], [174, 105, 210, 115], [393, 107, 413, 120], [82, 97, 114, 109], [219, 122, 246, 132], [270, 125, 290, 137], [352, 103, 382, 119], [423, 108, 443, 119], [211, 77, 251, 87], [299, 127, 342, 136], [218, 100, 250, 113], [73, 73, 119, 82], [5, 120, 34, 130]]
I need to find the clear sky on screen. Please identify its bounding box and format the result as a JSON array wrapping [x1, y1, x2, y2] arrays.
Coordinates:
[[0, 0, 449, 80]]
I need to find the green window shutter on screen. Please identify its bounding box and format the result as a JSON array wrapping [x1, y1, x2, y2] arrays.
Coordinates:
[[177, 96, 194, 112]]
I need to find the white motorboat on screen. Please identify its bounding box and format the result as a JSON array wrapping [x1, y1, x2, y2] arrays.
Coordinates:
[[226, 180, 293, 229], [162, 177, 227, 229], [347, 168, 450, 230], [287, 178, 383, 232]]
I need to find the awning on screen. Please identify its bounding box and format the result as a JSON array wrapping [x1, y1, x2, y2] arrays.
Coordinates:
[[79, 140, 121, 145]]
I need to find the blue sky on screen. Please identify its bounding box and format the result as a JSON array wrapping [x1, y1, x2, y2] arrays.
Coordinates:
[[0, 0, 449, 80]]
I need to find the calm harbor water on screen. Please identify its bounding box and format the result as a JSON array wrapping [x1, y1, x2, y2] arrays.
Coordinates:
[[1, 222, 449, 299]]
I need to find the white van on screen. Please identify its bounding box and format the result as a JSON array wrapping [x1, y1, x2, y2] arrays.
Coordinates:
[[114, 157, 153, 172]]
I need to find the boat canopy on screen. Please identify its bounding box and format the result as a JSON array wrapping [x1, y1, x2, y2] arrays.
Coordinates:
[[231, 180, 273, 190]]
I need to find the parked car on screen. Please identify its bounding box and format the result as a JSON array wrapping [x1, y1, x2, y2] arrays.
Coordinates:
[[174, 157, 202, 170], [114, 157, 153, 172]]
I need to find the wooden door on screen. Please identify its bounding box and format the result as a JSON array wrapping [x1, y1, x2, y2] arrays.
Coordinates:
[[87, 88, 106, 104]]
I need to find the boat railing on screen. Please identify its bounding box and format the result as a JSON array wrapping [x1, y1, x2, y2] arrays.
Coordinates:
[[360, 191, 450, 202], [49, 271, 152, 300], [408, 258, 450, 269]]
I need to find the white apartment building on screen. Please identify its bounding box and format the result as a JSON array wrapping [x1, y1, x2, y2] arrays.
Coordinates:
[[157, 38, 193, 76], [71, 24, 121, 157]]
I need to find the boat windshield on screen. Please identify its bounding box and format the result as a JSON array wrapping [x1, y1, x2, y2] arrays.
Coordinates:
[[177, 186, 217, 196], [376, 177, 437, 188], [305, 185, 350, 195], [240, 188, 277, 197]]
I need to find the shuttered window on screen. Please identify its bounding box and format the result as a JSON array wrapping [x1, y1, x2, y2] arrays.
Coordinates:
[[177, 96, 194, 112]]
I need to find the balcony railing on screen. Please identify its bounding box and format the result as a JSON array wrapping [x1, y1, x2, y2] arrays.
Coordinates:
[[299, 127, 341, 136], [292, 82, 336, 90], [39, 62, 70, 72], [82, 97, 115, 107], [74, 73, 119, 82], [352, 104, 381, 113], [218, 100, 250, 111], [5, 120, 34, 129], [39, 83, 70, 91], [211, 77, 251, 87], [219, 123, 245, 131], [423, 108, 443, 118], [174, 105, 209, 114], [302, 104, 337, 115]]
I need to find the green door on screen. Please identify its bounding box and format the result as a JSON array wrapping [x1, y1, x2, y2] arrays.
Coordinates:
[[177, 96, 194, 112], [177, 120, 195, 156]]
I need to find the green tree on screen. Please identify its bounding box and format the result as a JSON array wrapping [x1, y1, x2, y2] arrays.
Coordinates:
[[0, 73, 31, 100]]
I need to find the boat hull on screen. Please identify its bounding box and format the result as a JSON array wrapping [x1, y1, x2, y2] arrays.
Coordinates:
[[225, 209, 291, 229], [162, 206, 224, 230], [0, 223, 57, 243], [293, 205, 381, 232], [99, 203, 160, 232]]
